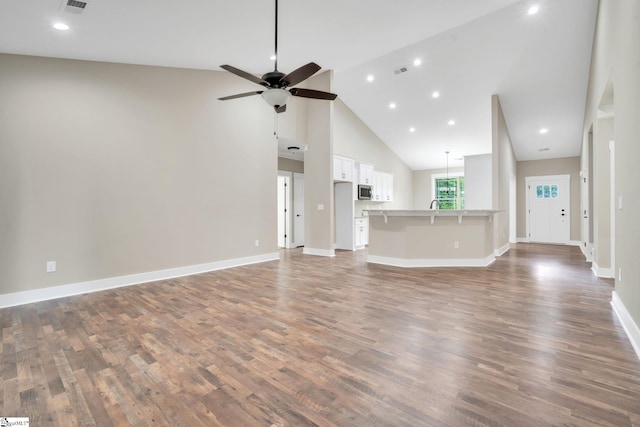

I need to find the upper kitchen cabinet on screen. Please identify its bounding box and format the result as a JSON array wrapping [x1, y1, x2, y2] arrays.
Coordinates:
[[373, 171, 394, 202], [359, 163, 374, 185], [333, 155, 355, 182]]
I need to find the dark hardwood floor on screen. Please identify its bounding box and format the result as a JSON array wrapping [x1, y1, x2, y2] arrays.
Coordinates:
[[2, 244, 640, 426]]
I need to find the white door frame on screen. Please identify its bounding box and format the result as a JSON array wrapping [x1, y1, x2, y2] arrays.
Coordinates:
[[292, 172, 305, 248], [609, 140, 615, 279], [525, 174, 571, 243], [277, 171, 292, 249], [580, 167, 592, 261], [509, 173, 517, 243]]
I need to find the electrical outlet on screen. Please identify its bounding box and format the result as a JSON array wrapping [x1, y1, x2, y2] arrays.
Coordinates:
[[454, 241, 460, 249], [255, 240, 260, 247], [46, 261, 56, 273]]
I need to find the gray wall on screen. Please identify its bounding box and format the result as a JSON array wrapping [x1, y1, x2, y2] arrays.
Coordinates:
[[277, 157, 304, 174], [491, 95, 517, 251], [593, 118, 613, 269], [0, 54, 277, 295], [582, 0, 640, 329], [516, 157, 581, 241], [334, 99, 413, 212]]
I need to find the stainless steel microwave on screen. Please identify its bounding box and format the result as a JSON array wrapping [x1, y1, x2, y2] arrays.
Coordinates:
[[358, 185, 372, 200]]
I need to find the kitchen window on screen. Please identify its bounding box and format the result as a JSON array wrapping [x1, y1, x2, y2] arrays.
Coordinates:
[[432, 173, 464, 210]]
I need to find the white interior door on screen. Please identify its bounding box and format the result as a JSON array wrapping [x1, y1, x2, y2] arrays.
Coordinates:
[[293, 173, 305, 247], [527, 175, 570, 244]]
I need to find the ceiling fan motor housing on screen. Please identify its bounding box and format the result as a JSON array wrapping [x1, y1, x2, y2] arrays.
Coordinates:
[[262, 71, 287, 88]]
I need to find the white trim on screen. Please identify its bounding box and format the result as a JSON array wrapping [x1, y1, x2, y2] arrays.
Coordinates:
[[0, 253, 279, 309], [580, 242, 594, 262], [609, 140, 616, 283], [591, 262, 614, 278], [367, 254, 495, 268], [611, 291, 640, 359], [302, 247, 336, 257], [515, 238, 582, 248], [277, 171, 293, 249], [494, 243, 510, 257]]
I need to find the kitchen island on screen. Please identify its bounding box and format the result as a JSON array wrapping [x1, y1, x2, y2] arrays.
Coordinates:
[[366, 210, 501, 267]]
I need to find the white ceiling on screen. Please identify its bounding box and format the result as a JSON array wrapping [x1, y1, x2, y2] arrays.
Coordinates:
[[0, 0, 598, 170]]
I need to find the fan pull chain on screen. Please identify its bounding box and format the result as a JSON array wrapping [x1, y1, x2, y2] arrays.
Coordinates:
[[274, 111, 279, 137]]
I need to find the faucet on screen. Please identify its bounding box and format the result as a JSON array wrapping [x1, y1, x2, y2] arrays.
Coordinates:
[[429, 199, 440, 209]]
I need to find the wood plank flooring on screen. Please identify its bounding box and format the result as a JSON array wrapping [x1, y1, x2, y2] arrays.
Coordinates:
[[2, 243, 640, 426]]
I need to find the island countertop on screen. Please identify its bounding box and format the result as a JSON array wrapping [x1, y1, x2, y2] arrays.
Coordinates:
[[366, 209, 501, 224]]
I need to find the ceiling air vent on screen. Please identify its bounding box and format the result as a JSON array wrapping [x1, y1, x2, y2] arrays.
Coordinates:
[[63, 0, 88, 14], [394, 67, 408, 75]]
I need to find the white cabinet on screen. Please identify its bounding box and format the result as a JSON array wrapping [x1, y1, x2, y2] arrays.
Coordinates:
[[333, 155, 354, 182], [355, 217, 369, 248], [372, 171, 394, 202], [359, 163, 374, 185]]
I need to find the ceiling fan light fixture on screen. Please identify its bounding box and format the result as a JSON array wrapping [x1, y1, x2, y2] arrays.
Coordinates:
[[262, 88, 290, 107]]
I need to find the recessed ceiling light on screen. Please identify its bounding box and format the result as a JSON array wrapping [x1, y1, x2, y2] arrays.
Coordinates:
[[413, 58, 422, 66], [528, 5, 539, 15], [432, 91, 440, 98], [53, 23, 70, 31], [366, 74, 375, 82], [389, 102, 397, 109], [539, 128, 549, 134], [409, 127, 416, 133], [448, 119, 455, 126]]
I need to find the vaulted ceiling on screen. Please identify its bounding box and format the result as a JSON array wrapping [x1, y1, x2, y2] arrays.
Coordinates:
[[0, 0, 598, 170]]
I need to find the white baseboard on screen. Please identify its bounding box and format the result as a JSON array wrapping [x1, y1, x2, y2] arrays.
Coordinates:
[[302, 247, 336, 257], [494, 243, 510, 257], [0, 252, 279, 309], [611, 291, 640, 359], [518, 238, 584, 246], [580, 242, 593, 262], [367, 254, 495, 268], [592, 262, 614, 278]]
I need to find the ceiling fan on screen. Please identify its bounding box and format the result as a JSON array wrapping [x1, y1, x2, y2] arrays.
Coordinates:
[[218, 0, 337, 114]]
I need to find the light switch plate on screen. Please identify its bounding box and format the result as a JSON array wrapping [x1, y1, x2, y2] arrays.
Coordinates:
[[46, 261, 56, 273]]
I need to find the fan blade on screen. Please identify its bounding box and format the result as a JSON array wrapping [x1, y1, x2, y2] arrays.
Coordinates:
[[279, 62, 321, 87], [290, 88, 338, 101], [220, 65, 269, 87], [218, 91, 263, 101], [275, 105, 287, 114]]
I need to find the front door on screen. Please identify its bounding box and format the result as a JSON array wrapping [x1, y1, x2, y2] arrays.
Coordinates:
[[526, 175, 570, 244]]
